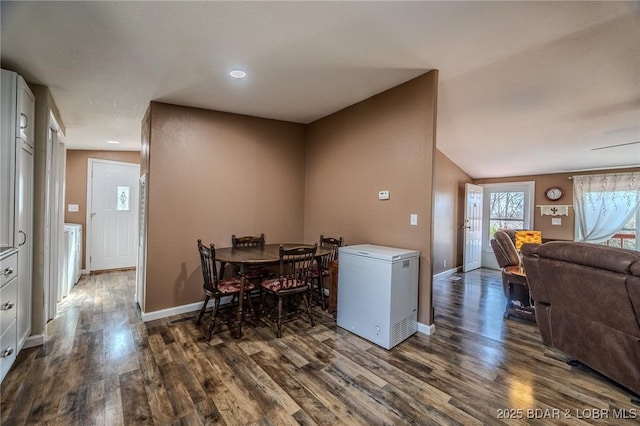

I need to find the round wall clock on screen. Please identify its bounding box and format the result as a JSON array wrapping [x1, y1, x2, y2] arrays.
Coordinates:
[[544, 186, 564, 201]]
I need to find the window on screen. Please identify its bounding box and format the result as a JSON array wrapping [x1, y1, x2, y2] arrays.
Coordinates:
[[116, 186, 130, 211], [481, 182, 535, 266], [574, 172, 640, 246], [488, 191, 525, 237], [482, 182, 535, 244], [603, 209, 638, 251]]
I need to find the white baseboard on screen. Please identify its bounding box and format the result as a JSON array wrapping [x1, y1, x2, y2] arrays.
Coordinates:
[[23, 334, 44, 348], [433, 266, 462, 279], [141, 296, 234, 322], [417, 322, 436, 335], [141, 301, 202, 322]]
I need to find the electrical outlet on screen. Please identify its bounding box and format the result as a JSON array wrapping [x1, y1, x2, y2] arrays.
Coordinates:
[[443, 259, 447, 268], [410, 214, 418, 226]]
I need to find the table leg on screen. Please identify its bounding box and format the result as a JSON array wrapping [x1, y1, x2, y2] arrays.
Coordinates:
[[236, 263, 246, 339]]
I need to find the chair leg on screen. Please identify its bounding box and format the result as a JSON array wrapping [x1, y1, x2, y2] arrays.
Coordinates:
[[276, 295, 283, 338], [196, 295, 210, 325], [258, 289, 268, 321], [207, 298, 220, 341], [245, 290, 255, 324], [303, 291, 315, 327], [318, 278, 326, 310]]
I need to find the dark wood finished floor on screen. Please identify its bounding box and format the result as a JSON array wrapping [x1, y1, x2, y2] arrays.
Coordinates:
[[1, 269, 638, 425]]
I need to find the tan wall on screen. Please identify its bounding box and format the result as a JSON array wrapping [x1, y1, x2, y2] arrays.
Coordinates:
[[304, 71, 438, 325], [474, 166, 640, 241], [145, 102, 306, 312], [30, 84, 65, 336], [433, 150, 472, 275], [64, 150, 140, 269]]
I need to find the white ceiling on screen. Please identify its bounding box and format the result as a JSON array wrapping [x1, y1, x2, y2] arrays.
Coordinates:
[[1, 1, 638, 178]]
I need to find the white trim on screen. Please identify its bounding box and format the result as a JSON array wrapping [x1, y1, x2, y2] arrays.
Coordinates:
[[479, 181, 536, 269], [141, 302, 203, 322], [44, 112, 65, 323], [85, 158, 140, 274], [140, 296, 234, 322], [433, 266, 462, 279], [22, 334, 44, 348], [417, 322, 436, 335]]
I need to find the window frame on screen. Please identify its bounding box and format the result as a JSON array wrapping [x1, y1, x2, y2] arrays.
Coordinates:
[[481, 181, 536, 256]]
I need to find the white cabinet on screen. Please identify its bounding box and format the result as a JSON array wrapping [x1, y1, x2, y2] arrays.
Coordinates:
[[17, 80, 35, 147], [0, 71, 16, 250], [0, 252, 18, 382], [16, 137, 33, 348], [0, 69, 34, 383]]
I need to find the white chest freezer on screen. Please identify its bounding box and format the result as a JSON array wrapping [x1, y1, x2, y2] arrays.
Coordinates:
[[337, 244, 420, 349]]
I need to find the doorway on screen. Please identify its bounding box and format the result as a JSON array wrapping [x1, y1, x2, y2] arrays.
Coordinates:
[[86, 159, 140, 272], [481, 182, 535, 269]]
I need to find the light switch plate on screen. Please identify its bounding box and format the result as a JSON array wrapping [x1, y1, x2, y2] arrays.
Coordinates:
[[378, 190, 390, 200], [551, 217, 562, 225], [410, 214, 418, 226], [68, 204, 79, 212]]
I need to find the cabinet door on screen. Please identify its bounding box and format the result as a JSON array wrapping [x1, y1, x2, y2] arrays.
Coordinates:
[[16, 76, 35, 148], [0, 70, 17, 249], [16, 139, 33, 348]]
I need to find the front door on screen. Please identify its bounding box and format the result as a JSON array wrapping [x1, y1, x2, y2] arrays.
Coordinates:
[[88, 160, 140, 272], [463, 183, 483, 272]]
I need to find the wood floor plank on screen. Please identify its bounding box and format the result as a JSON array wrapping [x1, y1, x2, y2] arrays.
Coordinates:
[[120, 368, 154, 425]]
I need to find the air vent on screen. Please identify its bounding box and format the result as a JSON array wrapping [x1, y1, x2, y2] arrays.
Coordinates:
[[391, 312, 417, 347]]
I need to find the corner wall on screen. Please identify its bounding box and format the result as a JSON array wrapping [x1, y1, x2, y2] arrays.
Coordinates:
[[304, 71, 439, 325], [145, 103, 306, 312], [433, 150, 472, 275]]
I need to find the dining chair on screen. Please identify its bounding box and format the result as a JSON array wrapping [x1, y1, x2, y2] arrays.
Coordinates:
[[259, 244, 318, 338], [230, 233, 276, 283], [310, 235, 343, 310], [196, 239, 256, 340]]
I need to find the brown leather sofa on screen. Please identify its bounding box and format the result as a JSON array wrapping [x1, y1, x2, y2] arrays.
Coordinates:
[[521, 241, 640, 397]]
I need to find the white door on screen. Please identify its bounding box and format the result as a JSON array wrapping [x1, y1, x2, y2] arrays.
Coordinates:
[[463, 183, 483, 272], [88, 160, 139, 272]]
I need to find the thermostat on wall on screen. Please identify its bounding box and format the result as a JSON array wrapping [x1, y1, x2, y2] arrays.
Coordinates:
[[378, 190, 390, 200]]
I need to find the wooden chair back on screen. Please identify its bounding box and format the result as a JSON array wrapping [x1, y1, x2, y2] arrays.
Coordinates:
[[197, 239, 221, 293], [318, 235, 343, 269], [278, 244, 318, 290], [232, 233, 266, 248]]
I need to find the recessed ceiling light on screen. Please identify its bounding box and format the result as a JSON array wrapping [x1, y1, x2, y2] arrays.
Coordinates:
[[229, 69, 247, 79], [107, 140, 120, 144]]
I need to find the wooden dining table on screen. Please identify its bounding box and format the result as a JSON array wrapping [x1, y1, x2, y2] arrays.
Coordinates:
[[215, 243, 332, 338]]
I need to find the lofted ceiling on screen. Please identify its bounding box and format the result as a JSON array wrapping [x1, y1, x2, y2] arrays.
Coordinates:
[[1, 1, 638, 179]]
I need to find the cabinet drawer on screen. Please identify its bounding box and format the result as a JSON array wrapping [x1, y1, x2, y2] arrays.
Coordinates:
[[0, 253, 18, 288], [0, 278, 17, 336], [0, 319, 17, 383]]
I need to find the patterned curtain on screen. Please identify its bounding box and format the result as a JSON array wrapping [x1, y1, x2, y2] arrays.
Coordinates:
[[573, 172, 640, 244]]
